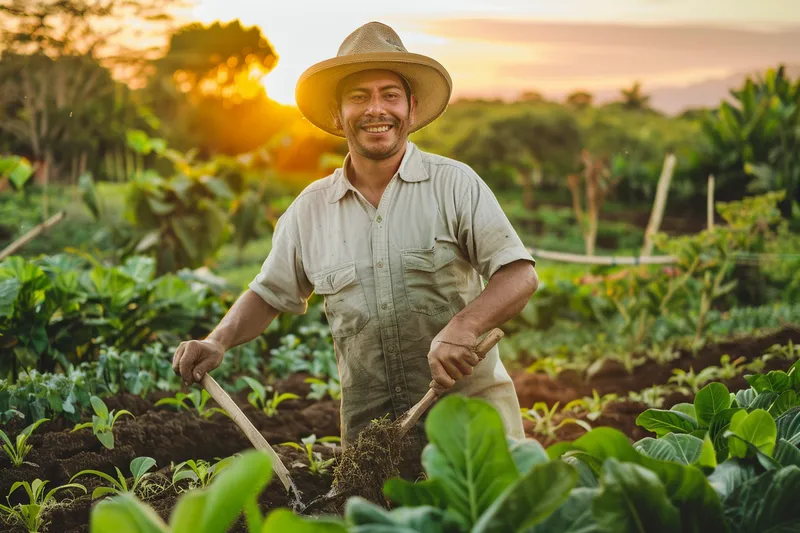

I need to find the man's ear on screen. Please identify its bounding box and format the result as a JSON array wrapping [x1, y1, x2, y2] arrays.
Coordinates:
[[409, 95, 418, 126]]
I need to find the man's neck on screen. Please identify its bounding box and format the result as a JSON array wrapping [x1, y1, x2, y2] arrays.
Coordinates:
[[347, 143, 407, 193]]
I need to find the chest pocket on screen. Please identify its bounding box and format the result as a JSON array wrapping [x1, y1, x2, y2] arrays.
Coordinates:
[[401, 245, 458, 315], [313, 262, 370, 338]]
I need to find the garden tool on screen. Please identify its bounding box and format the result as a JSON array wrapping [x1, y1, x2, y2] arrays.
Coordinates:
[[201, 374, 305, 509], [300, 328, 504, 513]]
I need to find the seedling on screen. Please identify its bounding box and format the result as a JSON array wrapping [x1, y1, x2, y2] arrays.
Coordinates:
[[154, 389, 229, 419], [668, 366, 720, 394], [520, 402, 591, 444], [563, 390, 618, 421], [70, 456, 157, 500], [280, 434, 341, 475], [0, 418, 49, 467], [717, 354, 747, 380], [0, 479, 86, 533], [240, 376, 300, 417], [71, 396, 134, 449], [171, 455, 237, 490], [304, 377, 342, 401], [627, 384, 675, 408]]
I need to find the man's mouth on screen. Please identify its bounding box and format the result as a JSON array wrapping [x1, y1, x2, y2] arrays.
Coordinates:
[[361, 124, 393, 134]]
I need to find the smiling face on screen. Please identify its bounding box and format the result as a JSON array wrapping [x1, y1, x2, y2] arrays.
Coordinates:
[[335, 69, 416, 161]]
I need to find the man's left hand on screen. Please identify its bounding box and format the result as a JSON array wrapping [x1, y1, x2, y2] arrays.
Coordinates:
[[427, 323, 481, 391]]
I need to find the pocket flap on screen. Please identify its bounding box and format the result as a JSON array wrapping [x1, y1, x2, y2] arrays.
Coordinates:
[[314, 263, 357, 295], [401, 246, 456, 272]]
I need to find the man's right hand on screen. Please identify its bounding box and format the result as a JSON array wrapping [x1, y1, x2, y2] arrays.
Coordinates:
[[172, 339, 226, 386]]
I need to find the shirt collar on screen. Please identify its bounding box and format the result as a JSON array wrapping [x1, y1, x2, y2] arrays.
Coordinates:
[[327, 141, 429, 203]]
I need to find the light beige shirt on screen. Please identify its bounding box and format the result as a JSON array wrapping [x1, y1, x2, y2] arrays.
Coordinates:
[[249, 141, 534, 451]]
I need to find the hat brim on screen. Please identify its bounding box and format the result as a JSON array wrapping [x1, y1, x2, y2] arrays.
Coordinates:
[[295, 52, 452, 138]]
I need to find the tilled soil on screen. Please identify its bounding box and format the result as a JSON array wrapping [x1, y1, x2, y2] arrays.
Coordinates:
[[3, 327, 800, 531], [0, 374, 341, 533]]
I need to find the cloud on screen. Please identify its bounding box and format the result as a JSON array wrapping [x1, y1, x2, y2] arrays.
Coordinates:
[[417, 19, 800, 90]]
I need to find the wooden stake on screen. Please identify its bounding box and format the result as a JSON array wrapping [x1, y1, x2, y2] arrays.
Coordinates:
[[0, 211, 65, 261], [641, 153, 677, 257]]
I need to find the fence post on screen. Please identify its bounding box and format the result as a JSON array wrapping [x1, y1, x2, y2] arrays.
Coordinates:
[[641, 153, 677, 256], [707, 174, 715, 230]]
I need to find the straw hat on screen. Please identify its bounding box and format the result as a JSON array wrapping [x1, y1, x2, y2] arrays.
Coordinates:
[[295, 22, 452, 137]]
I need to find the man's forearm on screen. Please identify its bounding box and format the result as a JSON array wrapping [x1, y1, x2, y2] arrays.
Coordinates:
[[206, 289, 280, 351], [450, 260, 539, 338]]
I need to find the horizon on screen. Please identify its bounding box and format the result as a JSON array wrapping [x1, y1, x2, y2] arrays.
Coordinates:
[[182, 0, 800, 110]]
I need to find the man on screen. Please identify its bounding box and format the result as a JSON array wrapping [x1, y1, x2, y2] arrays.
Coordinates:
[[172, 21, 538, 469]]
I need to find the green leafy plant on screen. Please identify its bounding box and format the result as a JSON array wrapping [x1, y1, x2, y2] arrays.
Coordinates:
[[521, 401, 592, 444], [155, 389, 229, 419], [240, 376, 300, 417], [668, 366, 723, 394], [72, 395, 134, 449], [171, 456, 237, 490], [70, 456, 158, 500], [88, 450, 288, 533], [279, 434, 340, 476], [0, 417, 49, 467], [0, 479, 86, 533], [563, 390, 618, 422], [304, 377, 341, 401]]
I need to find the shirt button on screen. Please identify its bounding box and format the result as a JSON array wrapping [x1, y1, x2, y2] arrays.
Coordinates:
[[395, 386, 402, 393], [376, 215, 382, 223], [388, 345, 396, 353], [377, 261, 384, 268], [381, 303, 387, 310]]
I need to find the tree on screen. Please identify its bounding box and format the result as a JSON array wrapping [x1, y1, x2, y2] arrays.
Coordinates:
[[147, 20, 289, 156], [618, 81, 651, 111], [566, 150, 620, 256], [0, 0, 174, 185], [701, 65, 800, 217], [566, 90, 593, 109], [453, 109, 582, 209]]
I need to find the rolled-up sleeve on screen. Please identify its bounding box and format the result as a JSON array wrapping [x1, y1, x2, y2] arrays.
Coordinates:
[[248, 206, 313, 314], [457, 170, 536, 279]]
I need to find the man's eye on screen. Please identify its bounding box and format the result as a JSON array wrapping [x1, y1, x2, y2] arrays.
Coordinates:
[[386, 93, 398, 99]]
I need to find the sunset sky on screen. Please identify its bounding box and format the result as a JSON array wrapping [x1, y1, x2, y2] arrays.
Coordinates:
[[187, 0, 800, 108]]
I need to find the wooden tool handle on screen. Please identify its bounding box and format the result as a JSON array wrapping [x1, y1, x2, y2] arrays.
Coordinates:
[[398, 328, 505, 436], [201, 374, 294, 492]]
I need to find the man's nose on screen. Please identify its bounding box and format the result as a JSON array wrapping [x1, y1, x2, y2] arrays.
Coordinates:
[[364, 92, 386, 116]]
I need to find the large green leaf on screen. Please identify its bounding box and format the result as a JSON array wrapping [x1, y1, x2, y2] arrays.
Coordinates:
[[773, 439, 800, 468], [126, 130, 152, 155], [528, 487, 600, 533], [709, 408, 744, 461], [769, 391, 799, 418], [592, 459, 680, 533], [0, 155, 34, 189], [119, 257, 156, 285], [0, 278, 21, 319], [170, 450, 273, 533], [508, 438, 549, 475], [383, 478, 446, 508], [746, 371, 792, 394], [706, 459, 759, 500], [346, 497, 465, 532], [548, 428, 724, 532], [749, 392, 780, 412], [776, 407, 800, 445], [727, 409, 776, 459], [89, 266, 137, 309], [694, 383, 731, 427], [735, 389, 756, 410], [634, 434, 704, 465], [635, 410, 698, 437], [723, 465, 800, 533], [472, 460, 577, 533], [422, 395, 519, 526], [89, 492, 169, 533], [262, 509, 347, 532]]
